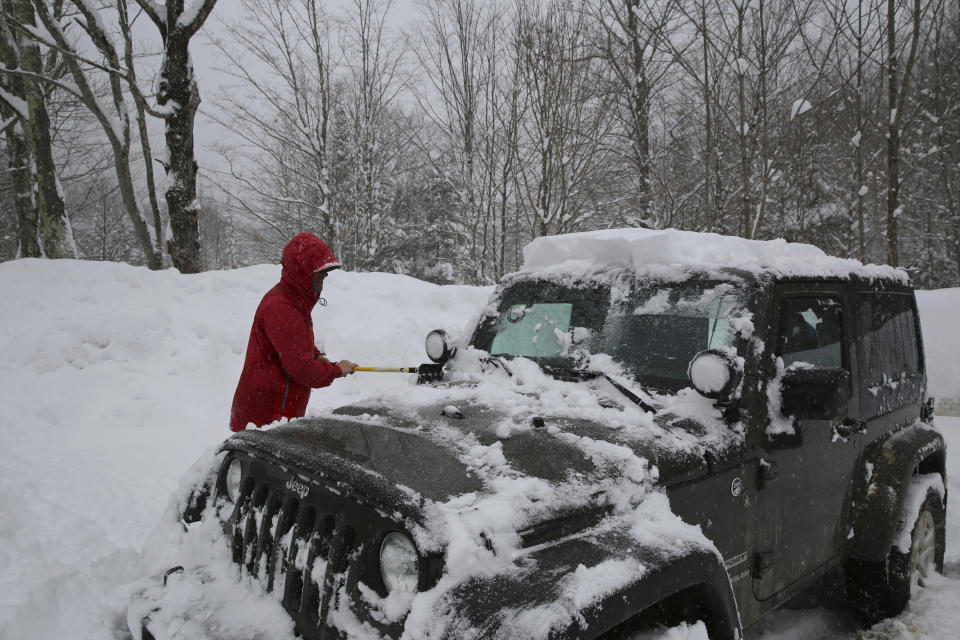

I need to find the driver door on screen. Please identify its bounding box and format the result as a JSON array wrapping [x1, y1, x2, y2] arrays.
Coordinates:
[[752, 284, 862, 601]]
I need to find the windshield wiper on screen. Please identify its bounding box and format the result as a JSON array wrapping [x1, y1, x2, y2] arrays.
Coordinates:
[[542, 366, 657, 414], [595, 372, 657, 414], [482, 355, 513, 376]]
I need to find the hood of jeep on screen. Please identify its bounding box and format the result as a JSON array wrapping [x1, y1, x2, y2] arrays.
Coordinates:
[[299, 395, 729, 490], [328, 398, 725, 487], [226, 382, 743, 534]]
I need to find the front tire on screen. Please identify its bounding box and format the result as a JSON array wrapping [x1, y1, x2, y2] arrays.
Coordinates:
[[846, 486, 945, 624]]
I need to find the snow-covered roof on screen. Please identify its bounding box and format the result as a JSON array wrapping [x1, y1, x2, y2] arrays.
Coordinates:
[[521, 228, 908, 283]]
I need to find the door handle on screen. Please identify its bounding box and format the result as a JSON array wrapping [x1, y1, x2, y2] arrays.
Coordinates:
[[833, 418, 866, 440]]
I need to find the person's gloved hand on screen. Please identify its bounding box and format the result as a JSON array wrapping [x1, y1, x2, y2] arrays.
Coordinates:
[[337, 360, 358, 376]]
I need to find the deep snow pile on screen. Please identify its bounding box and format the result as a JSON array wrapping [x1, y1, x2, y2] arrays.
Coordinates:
[[0, 258, 489, 639], [521, 228, 906, 282], [916, 288, 960, 412], [0, 256, 958, 640]]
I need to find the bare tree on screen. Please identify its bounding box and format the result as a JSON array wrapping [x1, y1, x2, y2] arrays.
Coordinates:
[[29, 0, 165, 268], [883, 0, 937, 266], [657, 0, 734, 233], [910, 2, 960, 281], [415, 0, 513, 282], [493, 18, 524, 274], [333, 0, 406, 269], [819, 0, 886, 261], [0, 0, 75, 258], [513, 0, 615, 238], [0, 4, 38, 257], [207, 0, 337, 258], [135, 0, 218, 273], [594, 0, 677, 223], [68, 176, 137, 262], [0, 141, 16, 259]]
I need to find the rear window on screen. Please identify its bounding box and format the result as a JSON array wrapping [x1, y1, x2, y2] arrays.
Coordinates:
[[855, 293, 923, 417]]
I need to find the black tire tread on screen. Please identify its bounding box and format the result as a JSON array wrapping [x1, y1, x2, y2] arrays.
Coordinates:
[[846, 486, 945, 625]]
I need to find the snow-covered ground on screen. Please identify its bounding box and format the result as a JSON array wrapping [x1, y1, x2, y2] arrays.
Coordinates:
[[0, 258, 958, 639]]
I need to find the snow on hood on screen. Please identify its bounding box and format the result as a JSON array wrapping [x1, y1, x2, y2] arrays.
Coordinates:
[[142, 349, 733, 639], [521, 228, 908, 283], [293, 350, 734, 636]]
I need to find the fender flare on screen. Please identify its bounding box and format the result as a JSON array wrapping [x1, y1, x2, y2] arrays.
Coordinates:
[[432, 530, 741, 640], [849, 422, 947, 563], [560, 549, 741, 640]]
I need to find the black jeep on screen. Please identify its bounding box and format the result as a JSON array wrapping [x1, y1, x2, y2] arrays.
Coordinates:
[[130, 230, 946, 639]]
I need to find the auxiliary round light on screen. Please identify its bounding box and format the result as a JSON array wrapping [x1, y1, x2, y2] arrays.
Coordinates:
[[687, 348, 743, 402], [379, 532, 419, 593], [224, 458, 243, 502], [425, 329, 457, 364]]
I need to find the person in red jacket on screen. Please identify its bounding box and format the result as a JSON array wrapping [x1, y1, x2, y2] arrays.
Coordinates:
[[230, 233, 358, 431]]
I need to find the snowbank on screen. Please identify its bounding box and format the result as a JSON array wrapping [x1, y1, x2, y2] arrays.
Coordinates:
[[916, 288, 960, 413], [0, 258, 490, 638]]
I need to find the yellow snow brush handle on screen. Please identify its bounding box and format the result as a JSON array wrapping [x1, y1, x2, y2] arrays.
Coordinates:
[[354, 366, 419, 373]]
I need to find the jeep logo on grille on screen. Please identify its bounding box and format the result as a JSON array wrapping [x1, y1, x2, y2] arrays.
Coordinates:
[[285, 477, 310, 499]]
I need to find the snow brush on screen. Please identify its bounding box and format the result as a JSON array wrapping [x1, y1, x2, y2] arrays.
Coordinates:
[[354, 363, 445, 382]]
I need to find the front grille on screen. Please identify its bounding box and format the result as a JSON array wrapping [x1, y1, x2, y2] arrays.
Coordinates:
[[224, 455, 389, 639]]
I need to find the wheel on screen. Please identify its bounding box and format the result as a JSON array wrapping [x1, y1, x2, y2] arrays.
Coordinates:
[[846, 486, 946, 624]]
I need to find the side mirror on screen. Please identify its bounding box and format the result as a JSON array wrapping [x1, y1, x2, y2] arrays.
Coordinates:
[[425, 329, 457, 364], [688, 349, 743, 403], [779, 366, 850, 420]]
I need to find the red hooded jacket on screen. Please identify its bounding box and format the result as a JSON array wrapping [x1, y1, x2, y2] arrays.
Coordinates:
[[230, 233, 343, 431]]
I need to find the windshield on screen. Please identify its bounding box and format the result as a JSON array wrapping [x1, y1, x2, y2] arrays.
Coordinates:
[[471, 277, 753, 392], [473, 279, 609, 368]]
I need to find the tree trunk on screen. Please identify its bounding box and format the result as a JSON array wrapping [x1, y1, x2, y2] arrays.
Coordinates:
[[884, 0, 923, 267], [886, 0, 900, 266], [137, 0, 218, 273], [119, 0, 164, 262], [17, 0, 72, 257], [159, 31, 202, 273], [701, 3, 714, 233], [30, 0, 164, 268], [626, 0, 651, 219], [855, 0, 866, 262], [736, 7, 752, 238], [749, 2, 769, 240], [0, 13, 39, 257], [7, 126, 39, 257], [1, 0, 74, 258]]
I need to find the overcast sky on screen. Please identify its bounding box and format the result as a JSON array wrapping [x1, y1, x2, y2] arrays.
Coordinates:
[[189, 0, 421, 178]]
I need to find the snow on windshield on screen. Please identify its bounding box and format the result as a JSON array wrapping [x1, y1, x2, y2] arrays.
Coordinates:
[[472, 272, 755, 393]]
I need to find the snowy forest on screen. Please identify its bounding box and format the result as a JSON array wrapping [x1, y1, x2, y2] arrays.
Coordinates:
[[0, 0, 958, 288]]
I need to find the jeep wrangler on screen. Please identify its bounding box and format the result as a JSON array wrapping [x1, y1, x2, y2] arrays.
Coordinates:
[[129, 229, 946, 639]]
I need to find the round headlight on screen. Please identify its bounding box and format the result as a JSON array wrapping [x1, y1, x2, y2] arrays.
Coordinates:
[[425, 329, 457, 364], [687, 348, 743, 402], [379, 532, 419, 593], [224, 458, 243, 502]]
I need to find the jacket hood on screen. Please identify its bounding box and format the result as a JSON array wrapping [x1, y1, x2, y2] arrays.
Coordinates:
[[280, 233, 341, 305]]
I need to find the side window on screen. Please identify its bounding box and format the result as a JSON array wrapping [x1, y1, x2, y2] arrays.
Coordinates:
[[856, 293, 923, 417], [776, 296, 844, 369]]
